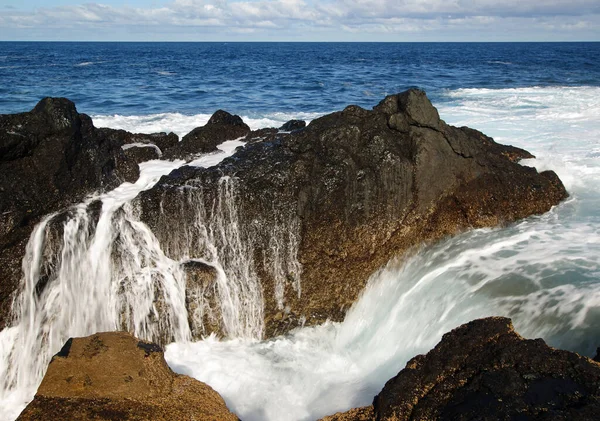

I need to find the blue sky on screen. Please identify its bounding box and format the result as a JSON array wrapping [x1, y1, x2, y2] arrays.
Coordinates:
[[1, 0, 599, 41]]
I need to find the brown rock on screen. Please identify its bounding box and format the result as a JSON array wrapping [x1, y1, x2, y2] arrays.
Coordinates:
[[139, 89, 568, 338], [318, 406, 374, 421], [17, 332, 239, 421]]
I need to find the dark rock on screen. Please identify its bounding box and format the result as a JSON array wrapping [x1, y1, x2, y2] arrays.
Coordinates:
[[320, 318, 600, 421], [96, 128, 179, 156], [372, 317, 600, 421], [594, 347, 600, 362], [122, 144, 161, 164], [164, 110, 250, 160], [181, 260, 222, 338], [17, 332, 239, 421], [244, 127, 281, 144], [138, 89, 568, 338], [280, 119, 306, 132], [0, 98, 142, 330]]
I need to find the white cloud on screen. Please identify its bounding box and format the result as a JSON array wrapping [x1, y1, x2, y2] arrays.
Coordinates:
[[0, 0, 598, 40]]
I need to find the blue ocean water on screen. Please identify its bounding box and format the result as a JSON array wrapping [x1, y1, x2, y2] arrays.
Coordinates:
[[1, 42, 600, 421], [1, 42, 599, 116]]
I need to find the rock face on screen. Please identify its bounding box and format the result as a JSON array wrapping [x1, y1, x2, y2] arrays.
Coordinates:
[[164, 110, 250, 159], [320, 317, 600, 421], [0, 98, 157, 330], [17, 332, 239, 421], [139, 89, 568, 338]]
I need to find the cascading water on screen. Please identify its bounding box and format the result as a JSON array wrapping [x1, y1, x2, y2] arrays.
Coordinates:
[[0, 86, 598, 421], [0, 139, 271, 420]]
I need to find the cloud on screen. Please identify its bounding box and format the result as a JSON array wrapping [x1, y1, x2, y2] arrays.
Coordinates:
[[0, 0, 598, 40]]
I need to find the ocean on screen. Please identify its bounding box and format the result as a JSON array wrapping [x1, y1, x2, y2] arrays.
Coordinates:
[[0, 42, 599, 420]]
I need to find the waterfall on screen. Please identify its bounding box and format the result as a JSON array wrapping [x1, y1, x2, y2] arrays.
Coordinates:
[[0, 139, 292, 418]]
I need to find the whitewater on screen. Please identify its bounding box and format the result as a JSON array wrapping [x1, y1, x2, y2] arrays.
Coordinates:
[[0, 86, 599, 421]]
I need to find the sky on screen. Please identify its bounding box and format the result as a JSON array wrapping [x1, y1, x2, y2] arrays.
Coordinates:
[[1, 0, 599, 42]]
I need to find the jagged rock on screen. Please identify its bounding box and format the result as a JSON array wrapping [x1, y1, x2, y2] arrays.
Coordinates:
[[319, 406, 375, 421], [164, 110, 250, 160], [182, 260, 222, 338], [17, 332, 239, 421], [280, 119, 306, 132], [0, 98, 141, 330], [320, 317, 600, 421], [122, 144, 161, 164], [244, 127, 279, 143], [139, 89, 568, 338], [97, 128, 179, 156]]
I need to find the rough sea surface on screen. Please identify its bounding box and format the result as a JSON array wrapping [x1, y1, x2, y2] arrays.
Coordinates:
[[0, 42, 599, 421]]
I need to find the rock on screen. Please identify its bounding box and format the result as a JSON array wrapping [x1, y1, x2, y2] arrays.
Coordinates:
[[321, 317, 600, 421], [594, 347, 600, 362], [319, 406, 374, 421], [0, 98, 141, 330], [97, 128, 179, 156], [138, 89, 568, 338], [122, 143, 161, 163], [244, 127, 279, 143], [17, 332, 239, 421], [280, 119, 306, 132], [164, 110, 250, 160], [181, 260, 222, 338]]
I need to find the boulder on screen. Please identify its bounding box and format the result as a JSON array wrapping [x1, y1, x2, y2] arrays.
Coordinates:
[[139, 89, 568, 338], [17, 332, 239, 421], [164, 110, 250, 160], [320, 317, 600, 421], [97, 128, 179, 156], [0, 98, 141, 330], [279, 119, 306, 132]]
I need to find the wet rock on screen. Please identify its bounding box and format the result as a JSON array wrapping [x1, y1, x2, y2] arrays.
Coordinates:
[[139, 89, 568, 338], [244, 127, 281, 143], [181, 260, 223, 338], [320, 317, 600, 421], [0, 98, 141, 329], [98, 128, 179, 156], [280, 119, 306, 132], [122, 143, 161, 164], [17, 332, 239, 421], [164, 110, 250, 160]]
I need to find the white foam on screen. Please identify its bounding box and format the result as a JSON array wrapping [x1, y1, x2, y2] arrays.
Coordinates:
[[0, 141, 246, 421], [162, 86, 600, 421], [1, 85, 599, 421], [91, 111, 324, 139]]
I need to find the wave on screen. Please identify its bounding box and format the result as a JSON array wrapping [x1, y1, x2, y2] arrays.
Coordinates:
[[91, 111, 325, 139]]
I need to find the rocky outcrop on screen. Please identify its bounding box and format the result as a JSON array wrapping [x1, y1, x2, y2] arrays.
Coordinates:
[[97, 128, 178, 155], [17, 332, 239, 421], [164, 110, 250, 159], [320, 317, 600, 421], [0, 98, 154, 330], [138, 89, 568, 338], [280, 119, 306, 132]]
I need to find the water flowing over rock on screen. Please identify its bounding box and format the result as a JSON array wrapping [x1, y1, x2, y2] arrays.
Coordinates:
[[0, 91, 569, 417], [139, 89, 567, 337], [163, 110, 250, 160], [0, 98, 159, 330], [17, 332, 239, 421], [319, 317, 600, 421]]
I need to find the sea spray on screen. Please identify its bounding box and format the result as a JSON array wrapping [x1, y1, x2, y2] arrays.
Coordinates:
[[0, 140, 283, 418], [165, 201, 600, 421]]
